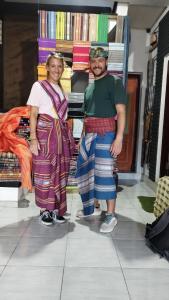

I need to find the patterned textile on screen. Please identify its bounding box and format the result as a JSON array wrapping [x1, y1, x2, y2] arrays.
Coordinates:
[[108, 43, 124, 72], [56, 40, 73, 53], [39, 80, 68, 120], [33, 114, 71, 214], [33, 81, 74, 213], [38, 38, 56, 64], [72, 41, 91, 71], [0, 152, 21, 183], [154, 176, 169, 218], [84, 117, 116, 134], [76, 132, 117, 216]]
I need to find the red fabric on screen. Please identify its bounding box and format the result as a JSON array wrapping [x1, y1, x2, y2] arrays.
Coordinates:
[[0, 106, 32, 191], [84, 117, 116, 135]]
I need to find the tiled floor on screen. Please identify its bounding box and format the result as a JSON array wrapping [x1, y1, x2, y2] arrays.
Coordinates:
[[0, 181, 169, 299]]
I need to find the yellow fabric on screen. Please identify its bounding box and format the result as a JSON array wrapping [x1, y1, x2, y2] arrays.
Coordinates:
[[154, 176, 169, 218]]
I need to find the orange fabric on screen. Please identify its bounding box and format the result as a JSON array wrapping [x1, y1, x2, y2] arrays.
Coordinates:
[[0, 106, 32, 191]]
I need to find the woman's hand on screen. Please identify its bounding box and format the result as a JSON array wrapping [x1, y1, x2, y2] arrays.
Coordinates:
[[30, 139, 40, 156]]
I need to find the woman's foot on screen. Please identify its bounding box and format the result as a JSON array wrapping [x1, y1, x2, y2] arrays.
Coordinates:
[[40, 210, 53, 225], [52, 211, 66, 223]]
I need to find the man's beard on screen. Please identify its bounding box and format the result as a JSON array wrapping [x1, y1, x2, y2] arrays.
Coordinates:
[[92, 67, 107, 78]]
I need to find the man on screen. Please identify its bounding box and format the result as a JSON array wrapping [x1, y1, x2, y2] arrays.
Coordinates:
[[76, 47, 127, 233]]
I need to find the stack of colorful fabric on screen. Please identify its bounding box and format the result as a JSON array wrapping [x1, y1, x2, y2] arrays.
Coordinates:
[[38, 11, 112, 43], [72, 41, 90, 71], [0, 152, 21, 184], [56, 40, 73, 67], [15, 117, 30, 141], [38, 38, 56, 64], [108, 43, 124, 72], [68, 93, 84, 118]]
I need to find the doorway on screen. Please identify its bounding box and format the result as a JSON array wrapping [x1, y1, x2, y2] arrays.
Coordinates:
[[117, 73, 141, 172]]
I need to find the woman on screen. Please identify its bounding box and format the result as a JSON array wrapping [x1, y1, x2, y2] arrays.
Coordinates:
[[27, 53, 74, 225]]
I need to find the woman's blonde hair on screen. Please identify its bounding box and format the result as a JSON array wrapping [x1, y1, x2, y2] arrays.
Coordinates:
[[46, 52, 64, 91]]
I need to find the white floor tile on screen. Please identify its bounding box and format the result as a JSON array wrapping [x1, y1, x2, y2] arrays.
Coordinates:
[[123, 268, 169, 300], [0, 266, 5, 275], [0, 237, 19, 265], [61, 267, 130, 300], [0, 218, 30, 237], [112, 221, 145, 240], [115, 239, 169, 269], [65, 238, 120, 268], [24, 217, 69, 238], [8, 237, 67, 267], [0, 180, 168, 299], [0, 266, 63, 300]]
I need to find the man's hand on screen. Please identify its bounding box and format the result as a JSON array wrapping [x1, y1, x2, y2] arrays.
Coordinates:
[[110, 137, 123, 157]]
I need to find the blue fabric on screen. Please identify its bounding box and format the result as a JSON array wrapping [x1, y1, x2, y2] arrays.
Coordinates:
[[76, 132, 117, 216]]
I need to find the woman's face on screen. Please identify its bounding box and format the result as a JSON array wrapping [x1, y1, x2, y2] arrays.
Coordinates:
[[46, 57, 64, 83]]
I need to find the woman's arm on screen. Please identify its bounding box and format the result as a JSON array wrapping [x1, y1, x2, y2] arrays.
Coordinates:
[[29, 106, 40, 155]]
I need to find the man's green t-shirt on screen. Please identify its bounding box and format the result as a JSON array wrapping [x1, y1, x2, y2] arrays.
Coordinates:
[[83, 74, 127, 117]]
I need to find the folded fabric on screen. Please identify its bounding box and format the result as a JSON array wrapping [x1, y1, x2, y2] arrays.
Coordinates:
[[38, 38, 56, 63], [0, 106, 32, 191]]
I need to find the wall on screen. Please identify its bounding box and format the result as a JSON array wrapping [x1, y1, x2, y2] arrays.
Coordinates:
[[3, 13, 38, 110], [128, 29, 149, 178]]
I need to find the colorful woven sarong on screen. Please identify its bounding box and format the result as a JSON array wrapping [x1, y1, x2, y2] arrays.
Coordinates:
[[76, 132, 117, 216], [33, 114, 72, 215]]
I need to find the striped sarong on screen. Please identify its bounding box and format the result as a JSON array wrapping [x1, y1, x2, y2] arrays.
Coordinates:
[[33, 114, 72, 216], [76, 132, 117, 216]]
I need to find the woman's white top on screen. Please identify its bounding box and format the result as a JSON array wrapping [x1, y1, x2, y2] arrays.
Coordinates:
[[27, 81, 67, 120]]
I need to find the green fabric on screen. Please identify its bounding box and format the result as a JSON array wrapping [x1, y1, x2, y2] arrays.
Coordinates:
[[98, 15, 108, 42], [83, 74, 127, 118]]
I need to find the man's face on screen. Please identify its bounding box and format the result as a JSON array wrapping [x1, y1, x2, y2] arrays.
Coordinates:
[[90, 57, 107, 78]]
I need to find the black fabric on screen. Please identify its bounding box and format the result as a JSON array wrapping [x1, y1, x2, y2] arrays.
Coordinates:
[[145, 208, 169, 260]]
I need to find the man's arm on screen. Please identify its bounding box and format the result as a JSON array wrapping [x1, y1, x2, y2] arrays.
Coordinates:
[[110, 104, 126, 156]]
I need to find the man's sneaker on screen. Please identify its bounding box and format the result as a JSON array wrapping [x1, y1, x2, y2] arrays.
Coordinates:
[[100, 213, 117, 233], [76, 208, 101, 218], [40, 210, 53, 226], [52, 211, 66, 224]]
